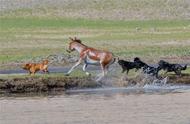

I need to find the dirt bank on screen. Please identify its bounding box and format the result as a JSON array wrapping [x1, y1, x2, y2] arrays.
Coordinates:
[[0, 74, 190, 94], [0, 76, 99, 94]]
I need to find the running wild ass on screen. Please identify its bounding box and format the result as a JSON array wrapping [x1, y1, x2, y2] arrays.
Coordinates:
[[66, 37, 115, 81]]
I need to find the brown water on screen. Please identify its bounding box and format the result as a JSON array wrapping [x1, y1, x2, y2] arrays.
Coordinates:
[[1, 87, 190, 124]]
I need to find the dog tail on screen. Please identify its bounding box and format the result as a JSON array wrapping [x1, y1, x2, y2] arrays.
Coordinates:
[[182, 64, 187, 70]]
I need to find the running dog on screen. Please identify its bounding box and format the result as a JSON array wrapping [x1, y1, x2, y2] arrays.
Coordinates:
[[134, 57, 160, 77], [133, 57, 148, 68], [142, 65, 160, 77], [158, 60, 187, 75], [118, 58, 140, 74], [22, 60, 49, 75]]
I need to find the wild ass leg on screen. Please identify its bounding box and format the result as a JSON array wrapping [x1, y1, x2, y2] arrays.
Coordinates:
[[96, 63, 106, 81], [105, 65, 109, 75], [66, 59, 82, 76], [96, 58, 115, 81], [83, 63, 91, 76], [101, 63, 106, 77], [104, 58, 115, 74], [105, 58, 115, 74]]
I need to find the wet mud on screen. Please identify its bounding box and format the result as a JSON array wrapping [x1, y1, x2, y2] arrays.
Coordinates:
[[119, 74, 190, 87], [0, 76, 99, 94], [0, 73, 190, 94]]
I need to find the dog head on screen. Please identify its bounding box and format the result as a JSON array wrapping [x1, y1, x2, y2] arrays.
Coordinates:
[[134, 57, 141, 62], [22, 63, 32, 70], [158, 60, 170, 69], [158, 60, 167, 65], [117, 58, 126, 66], [133, 57, 147, 68]]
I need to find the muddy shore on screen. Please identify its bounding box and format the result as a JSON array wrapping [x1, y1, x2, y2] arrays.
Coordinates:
[[121, 74, 190, 87], [0, 76, 99, 94], [0, 74, 190, 94]]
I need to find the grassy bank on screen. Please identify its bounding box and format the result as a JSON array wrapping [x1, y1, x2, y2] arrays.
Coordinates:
[[0, 75, 99, 93], [1, 72, 190, 94]]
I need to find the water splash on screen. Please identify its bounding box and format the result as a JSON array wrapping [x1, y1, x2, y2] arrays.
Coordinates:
[[67, 84, 190, 95], [88, 64, 190, 94]]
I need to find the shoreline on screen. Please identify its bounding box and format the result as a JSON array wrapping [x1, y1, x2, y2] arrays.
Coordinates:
[[0, 76, 100, 94], [0, 73, 190, 94]]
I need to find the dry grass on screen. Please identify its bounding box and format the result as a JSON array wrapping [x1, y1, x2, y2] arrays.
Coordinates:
[[1, 0, 190, 20]]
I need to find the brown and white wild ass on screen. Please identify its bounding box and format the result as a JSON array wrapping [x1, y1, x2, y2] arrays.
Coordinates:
[[66, 37, 115, 81]]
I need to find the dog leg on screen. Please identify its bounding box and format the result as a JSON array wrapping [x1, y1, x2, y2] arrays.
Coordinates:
[[31, 72, 35, 76], [43, 70, 49, 74], [164, 71, 168, 75], [126, 69, 129, 75], [121, 68, 126, 73], [175, 70, 181, 76]]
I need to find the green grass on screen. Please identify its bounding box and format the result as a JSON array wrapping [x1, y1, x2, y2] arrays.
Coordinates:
[[1, 17, 190, 29], [0, 70, 87, 79], [0, 17, 190, 69], [183, 67, 190, 74], [1, 66, 189, 79]]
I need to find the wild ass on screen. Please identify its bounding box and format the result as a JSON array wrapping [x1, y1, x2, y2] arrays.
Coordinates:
[[66, 37, 115, 81]]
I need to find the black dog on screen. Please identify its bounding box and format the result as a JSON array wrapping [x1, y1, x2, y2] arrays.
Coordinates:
[[134, 57, 148, 68], [158, 60, 187, 75], [134, 57, 160, 77], [118, 59, 140, 74], [142, 65, 161, 77]]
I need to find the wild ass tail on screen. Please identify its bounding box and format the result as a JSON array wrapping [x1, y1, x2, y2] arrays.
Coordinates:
[[109, 57, 116, 65]]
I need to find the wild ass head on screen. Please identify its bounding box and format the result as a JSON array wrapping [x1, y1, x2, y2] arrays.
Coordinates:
[[67, 37, 82, 53]]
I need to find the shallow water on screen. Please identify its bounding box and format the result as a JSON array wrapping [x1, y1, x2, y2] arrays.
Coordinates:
[[1, 85, 190, 124]]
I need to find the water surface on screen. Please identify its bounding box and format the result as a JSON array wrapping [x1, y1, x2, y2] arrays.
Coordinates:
[[1, 86, 190, 124]]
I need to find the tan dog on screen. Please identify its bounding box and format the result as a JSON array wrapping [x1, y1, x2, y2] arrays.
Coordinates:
[[22, 60, 49, 75]]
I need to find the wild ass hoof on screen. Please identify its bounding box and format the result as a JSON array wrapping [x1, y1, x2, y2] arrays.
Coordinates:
[[86, 72, 91, 76], [95, 76, 104, 82]]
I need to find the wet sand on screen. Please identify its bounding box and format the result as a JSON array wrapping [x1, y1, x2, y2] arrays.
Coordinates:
[[1, 88, 190, 124]]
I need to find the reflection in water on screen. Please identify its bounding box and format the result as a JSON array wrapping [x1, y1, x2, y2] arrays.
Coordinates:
[[1, 86, 190, 124]]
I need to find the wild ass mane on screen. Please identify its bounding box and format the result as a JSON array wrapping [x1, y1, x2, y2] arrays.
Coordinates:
[[70, 37, 82, 43]]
